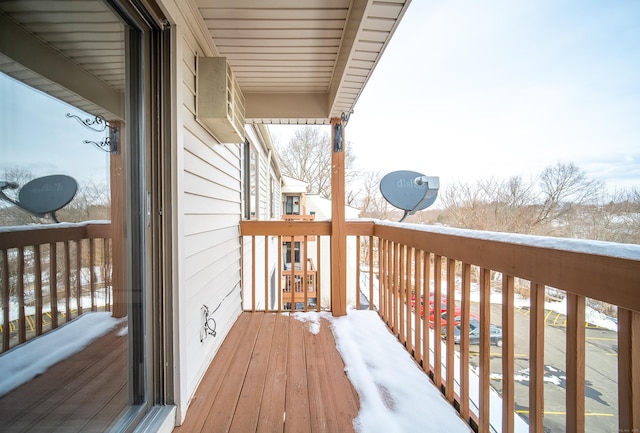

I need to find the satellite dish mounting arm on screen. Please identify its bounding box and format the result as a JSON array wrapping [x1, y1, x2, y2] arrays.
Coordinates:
[[398, 176, 440, 222], [0, 181, 19, 207]]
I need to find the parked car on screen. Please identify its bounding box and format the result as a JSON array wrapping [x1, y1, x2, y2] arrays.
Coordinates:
[[430, 310, 463, 328], [452, 322, 503, 347]]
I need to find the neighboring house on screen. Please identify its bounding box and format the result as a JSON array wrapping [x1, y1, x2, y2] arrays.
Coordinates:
[[305, 194, 361, 308], [0, 1, 411, 431]]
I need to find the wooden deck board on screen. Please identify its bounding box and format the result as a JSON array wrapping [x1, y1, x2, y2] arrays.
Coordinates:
[[175, 312, 251, 433], [229, 313, 276, 433], [174, 312, 359, 433], [200, 313, 264, 432], [285, 316, 311, 433], [0, 321, 128, 432], [256, 313, 289, 433]]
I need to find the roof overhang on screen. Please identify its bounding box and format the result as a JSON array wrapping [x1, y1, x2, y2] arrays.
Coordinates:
[[196, 0, 411, 124]]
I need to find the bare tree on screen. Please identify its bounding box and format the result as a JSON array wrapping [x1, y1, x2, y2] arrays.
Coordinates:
[[275, 126, 356, 199], [533, 162, 603, 233], [0, 168, 41, 225], [356, 169, 394, 219], [438, 163, 609, 237]]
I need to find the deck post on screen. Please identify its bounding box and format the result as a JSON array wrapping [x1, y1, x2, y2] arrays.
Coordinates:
[[110, 121, 126, 318], [330, 117, 347, 316]]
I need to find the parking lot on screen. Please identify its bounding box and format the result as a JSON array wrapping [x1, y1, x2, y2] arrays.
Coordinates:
[[460, 303, 618, 433]]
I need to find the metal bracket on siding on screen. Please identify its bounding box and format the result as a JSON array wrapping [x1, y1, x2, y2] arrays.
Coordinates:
[[66, 113, 119, 154], [200, 304, 217, 342]]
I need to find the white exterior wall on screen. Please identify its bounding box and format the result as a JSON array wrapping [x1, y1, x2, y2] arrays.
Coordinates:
[[159, 1, 245, 424]]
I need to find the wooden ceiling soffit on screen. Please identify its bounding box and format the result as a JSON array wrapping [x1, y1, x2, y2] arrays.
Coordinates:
[[328, 0, 411, 118], [0, 13, 123, 120]]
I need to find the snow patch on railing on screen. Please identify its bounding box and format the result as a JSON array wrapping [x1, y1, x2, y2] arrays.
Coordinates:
[[371, 219, 640, 260], [0, 220, 110, 233]]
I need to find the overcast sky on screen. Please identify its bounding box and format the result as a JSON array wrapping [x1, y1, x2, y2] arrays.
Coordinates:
[[272, 0, 640, 192]]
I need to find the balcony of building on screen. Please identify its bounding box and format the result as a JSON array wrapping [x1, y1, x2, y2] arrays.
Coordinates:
[[1, 219, 639, 432]]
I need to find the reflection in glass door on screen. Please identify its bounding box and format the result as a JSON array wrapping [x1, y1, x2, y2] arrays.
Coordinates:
[[0, 0, 152, 430]]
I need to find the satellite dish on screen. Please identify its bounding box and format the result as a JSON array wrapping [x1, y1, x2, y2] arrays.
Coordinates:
[[380, 170, 439, 222], [0, 175, 78, 223]]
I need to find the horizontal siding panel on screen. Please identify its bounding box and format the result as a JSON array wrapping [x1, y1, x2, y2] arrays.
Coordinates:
[[183, 193, 240, 215], [183, 167, 239, 202], [185, 225, 239, 257], [183, 213, 240, 237], [184, 149, 240, 192], [184, 134, 241, 181], [185, 240, 241, 294]]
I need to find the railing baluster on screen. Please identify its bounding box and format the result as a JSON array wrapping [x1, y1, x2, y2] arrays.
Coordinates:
[[251, 236, 256, 312], [76, 240, 82, 316], [277, 236, 282, 313], [529, 282, 545, 433], [316, 235, 321, 312], [303, 235, 308, 312], [381, 239, 387, 323], [2, 249, 10, 352], [369, 236, 374, 311], [479, 267, 491, 432], [90, 238, 96, 311], [355, 236, 361, 311], [264, 235, 268, 311], [422, 252, 431, 375], [288, 236, 295, 309], [566, 293, 585, 433], [50, 242, 58, 329], [502, 274, 515, 433], [433, 254, 442, 390], [34, 245, 43, 336], [17, 247, 26, 343], [103, 238, 111, 312], [414, 249, 422, 364], [389, 241, 395, 332], [460, 262, 471, 420], [445, 258, 456, 402], [406, 246, 413, 355], [64, 241, 71, 320], [617, 308, 640, 431], [399, 244, 405, 344]]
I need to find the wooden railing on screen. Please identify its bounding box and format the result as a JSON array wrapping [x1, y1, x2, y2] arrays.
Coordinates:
[[282, 258, 317, 307], [240, 219, 640, 433], [0, 222, 113, 354], [241, 222, 330, 312]]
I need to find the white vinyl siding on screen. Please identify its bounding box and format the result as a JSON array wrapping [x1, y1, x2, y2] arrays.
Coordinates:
[[173, 19, 243, 421]]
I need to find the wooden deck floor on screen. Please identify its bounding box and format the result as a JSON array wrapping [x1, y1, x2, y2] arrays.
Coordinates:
[[174, 312, 360, 433], [0, 321, 128, 432]]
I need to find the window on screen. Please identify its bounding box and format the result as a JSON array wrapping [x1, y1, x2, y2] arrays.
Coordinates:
[[270, 176, 276, 218], [250, 147, 259, 218], [242, 140, 260, 219], [285, 195, 300, 215], [243, 140, 259, 219]]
